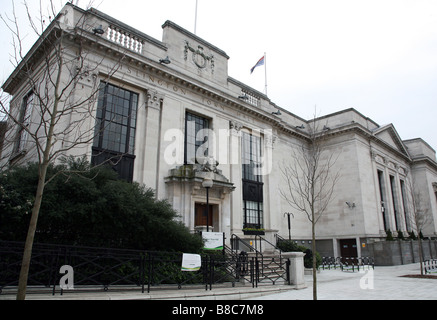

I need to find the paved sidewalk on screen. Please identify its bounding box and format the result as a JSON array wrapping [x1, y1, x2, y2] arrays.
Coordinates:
[[1, 263, 435, 300], [248, 263, 437, 300], [0, 283, 294, 300]]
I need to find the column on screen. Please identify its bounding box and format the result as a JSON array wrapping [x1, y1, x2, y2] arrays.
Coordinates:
[[229, 121, 243, 237], [393, 167, 407, 232], [263, 131, 278, 240], [142, 88, 164, 191]]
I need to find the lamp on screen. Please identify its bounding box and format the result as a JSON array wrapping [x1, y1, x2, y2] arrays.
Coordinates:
[[202, 176, 213, 189], [272, 110, 281, 116], [159, 56, 171, 64], [284, 212, 295, 240], [346, 202, 356, 208], [202, 175, 214, 232], [92, 25, 105, 35]]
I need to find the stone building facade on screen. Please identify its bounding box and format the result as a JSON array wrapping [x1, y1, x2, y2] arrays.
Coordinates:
[[2, 3, 437, 258]]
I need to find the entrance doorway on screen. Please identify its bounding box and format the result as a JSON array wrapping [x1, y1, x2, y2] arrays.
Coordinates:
[[340, 239, 358, 263], [195, 203, 214, 231]]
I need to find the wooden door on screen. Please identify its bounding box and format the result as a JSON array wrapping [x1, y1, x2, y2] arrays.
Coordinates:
[[195, 203, 213, 229]]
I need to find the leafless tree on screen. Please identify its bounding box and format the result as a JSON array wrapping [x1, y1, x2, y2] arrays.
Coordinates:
[[404, 174, 432, 275], [0, 1, 125, 299], [279, 113, 340, 300]]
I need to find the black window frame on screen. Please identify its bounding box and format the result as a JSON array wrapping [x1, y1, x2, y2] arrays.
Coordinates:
[[184, 111, 210, 164], [241, 131, 264, 229], [15, 91, 34, 154], [92, 82, 138, 182], [377, 170, 388, 231]]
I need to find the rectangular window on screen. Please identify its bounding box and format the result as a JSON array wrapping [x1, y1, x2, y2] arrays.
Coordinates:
[[242, 132, 263, 229], [92, 82, 138, 182], [242, 132, 262, 183], [15, 91, 34, 153], [243, 200, 263, 229], [184, 112, 209, 164], [400, 180, 410, 231], [377, 170, 388, 231], [390, 175, 400, 231]]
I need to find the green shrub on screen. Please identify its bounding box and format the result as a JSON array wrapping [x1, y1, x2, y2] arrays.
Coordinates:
[[386, 230, 394, 241], [276, 239, 321, 269], [0, 160, 203, 253]]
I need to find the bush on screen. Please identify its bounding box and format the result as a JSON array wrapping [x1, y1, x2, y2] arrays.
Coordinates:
[[276, 239, 322, 269], [409, 231, 417, 240], [397, 230, 405, 240], [386, 229, 394, 241], [0, 160, 203, 253], [276, 239, 301, 252]]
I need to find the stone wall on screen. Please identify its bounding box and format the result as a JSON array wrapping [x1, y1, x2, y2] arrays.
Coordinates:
[[367, 239, 437, 266]]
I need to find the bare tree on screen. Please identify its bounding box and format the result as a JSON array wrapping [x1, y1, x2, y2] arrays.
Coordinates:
[[279, 114, 340, 300], [404, 174, 431, 275], [0, 1, 125, 299]]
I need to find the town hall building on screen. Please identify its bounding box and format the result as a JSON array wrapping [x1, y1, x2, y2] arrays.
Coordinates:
[[1, 3, 436, 261]]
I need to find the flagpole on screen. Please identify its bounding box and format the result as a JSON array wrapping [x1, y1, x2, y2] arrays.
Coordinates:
[[194, 0, 198, 34], [264, 52, 268, 96]]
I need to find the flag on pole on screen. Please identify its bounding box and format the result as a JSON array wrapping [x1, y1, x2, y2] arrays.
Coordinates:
[[250, 55, 265, 74]]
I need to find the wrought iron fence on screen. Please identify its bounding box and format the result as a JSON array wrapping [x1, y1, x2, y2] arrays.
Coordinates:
[[0, 240, 288, 295]]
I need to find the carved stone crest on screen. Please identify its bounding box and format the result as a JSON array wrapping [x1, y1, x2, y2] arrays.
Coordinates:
[[229, 121, 243, 132], [184, 41, 215, 74], [196, 156, 220, 174]]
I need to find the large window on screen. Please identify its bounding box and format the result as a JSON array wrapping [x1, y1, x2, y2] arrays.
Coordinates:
[[184, 112, 209, 164], [92, 82, 138, 182], [15, 91, 34, 153], [390, 175, 400, 231], [400, 179, 410, 231], [377, 170, 388, 231], [242, 132, 263, 229]]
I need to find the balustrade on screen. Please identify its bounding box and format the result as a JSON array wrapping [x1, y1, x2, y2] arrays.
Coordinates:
[[106, 25, 144, 54]]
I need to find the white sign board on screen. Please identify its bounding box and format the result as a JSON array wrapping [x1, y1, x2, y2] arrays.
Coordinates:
[[181, 253, 201, 272], [202, 232, 224, 251]]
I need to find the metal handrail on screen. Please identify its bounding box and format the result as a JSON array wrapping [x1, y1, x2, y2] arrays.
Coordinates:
[[254, 235, 283, 265], [230, 234, 263, 261]]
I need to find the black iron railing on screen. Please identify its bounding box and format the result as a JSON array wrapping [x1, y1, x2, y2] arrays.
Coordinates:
[[1, 240, 283, 295], [230, 234, 289, 285]]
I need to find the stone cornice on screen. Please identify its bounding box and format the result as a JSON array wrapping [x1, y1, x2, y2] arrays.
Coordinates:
[[2, 17, 62, 94], [410, 155, 437, 171], [313, 121, 413, 163]]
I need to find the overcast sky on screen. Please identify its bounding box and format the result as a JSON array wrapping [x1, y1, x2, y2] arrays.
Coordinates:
[[1, 0, 437, 151]]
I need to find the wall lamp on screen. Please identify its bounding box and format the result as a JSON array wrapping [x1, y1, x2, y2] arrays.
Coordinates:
[[92, 25, 105, 35], [159, 56, 171, 64], [346, 202, 356, 208], [272, 110, 282, 116]]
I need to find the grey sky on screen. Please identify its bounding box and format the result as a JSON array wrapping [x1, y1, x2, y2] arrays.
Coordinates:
[[2, 0, 437, 150]]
